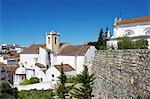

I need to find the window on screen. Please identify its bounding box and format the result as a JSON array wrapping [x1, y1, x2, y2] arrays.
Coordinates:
[[41, 78, 43, 82], [52, 74, 54, 77], [47, 65, 49, 69], [22, 76, 24, 80], [48, 37, 50, 44], [1, 67, 5, 72], [144, 28, 150, 35], [1, 77, 5, 80], [55, 37, 57, 44], [124, 30, 134, 37]]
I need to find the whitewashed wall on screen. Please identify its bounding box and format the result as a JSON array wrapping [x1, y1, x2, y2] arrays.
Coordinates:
[[57, 56, 76, 69], [14, 82, 54, 91], [85, 46, 96, 73], [114, 24, 150, 38], [46, 66, 60, 82], [38, 47, 48, 67], [76, 56, 85, 74], [34, 66, 47, 82], [26, 69, 35, 79], [20, 54, 39, 69]]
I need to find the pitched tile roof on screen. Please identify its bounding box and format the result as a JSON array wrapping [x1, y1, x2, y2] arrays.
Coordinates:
[[0, 62, 6, 66], [0, 62, 18, 72], [54, 64, 75, 72], [6, 66, 18, 72], [35, 63, 45, 68], [21, 44, 46, 54], [59, 45, 91, 56], [115, 16, 150, 26]]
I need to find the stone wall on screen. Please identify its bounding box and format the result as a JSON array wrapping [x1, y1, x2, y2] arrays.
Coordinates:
[[92, 49, 150, 99]]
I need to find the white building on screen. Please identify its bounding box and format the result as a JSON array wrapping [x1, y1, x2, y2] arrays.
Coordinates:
[[14, 30, 96, 87], [107, 16, 150, 49]]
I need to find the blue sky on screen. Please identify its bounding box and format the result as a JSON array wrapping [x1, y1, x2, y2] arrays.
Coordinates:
[[1, 0, 150, 46]]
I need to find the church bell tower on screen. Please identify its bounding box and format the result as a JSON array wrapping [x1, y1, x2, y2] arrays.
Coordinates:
[[46, 30, 60, 53]]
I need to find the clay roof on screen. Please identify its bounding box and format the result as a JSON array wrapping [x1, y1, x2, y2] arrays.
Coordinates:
[[6, 66, 18, 72], [0, 62, 18, 72], [116, 16, 150, 26], [54, 64, 75, 72], [0, 62, 6, 66], [59, 45, 91, 56], [35, 63, 45, 68], [21, 44, 46, 54]]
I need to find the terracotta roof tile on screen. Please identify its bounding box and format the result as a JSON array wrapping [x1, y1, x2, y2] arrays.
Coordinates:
[[0, 62, 18, 72], [59, 45, 91, 56], [0, 62, 7, 66], [21, 44, 46, 54], [116, 16, 150, 26], [54, 64, 75, 72], [35, 63, 45, 68], [6, 66, 18, 72]]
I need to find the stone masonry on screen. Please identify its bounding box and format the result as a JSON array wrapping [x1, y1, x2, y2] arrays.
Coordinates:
[[92, 49, 150, 99]]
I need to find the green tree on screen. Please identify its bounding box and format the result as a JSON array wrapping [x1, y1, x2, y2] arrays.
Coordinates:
[[0, 82, 18, 99], [56, 63, 68, 99], [70, 65, 95, 99], [97, 28, 104, 48]]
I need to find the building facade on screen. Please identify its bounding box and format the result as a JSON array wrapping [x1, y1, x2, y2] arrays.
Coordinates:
[[107, 16, 150, 49], [14, 30, 96, 87]]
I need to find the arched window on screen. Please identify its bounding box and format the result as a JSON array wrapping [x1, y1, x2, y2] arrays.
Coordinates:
[[124, 29, 134, 37], [143, 28, 150, 35]]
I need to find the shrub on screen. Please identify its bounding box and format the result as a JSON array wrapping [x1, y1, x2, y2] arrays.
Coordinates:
[[20, 77, 40, 85], [0, 82, 18, 99], [134, 39, 148, 49], [118, 36, 148, 49], [29, 77, 40, 84], [20, 79, 30, 85], [118, 36, 134, 49], [18, 89, 54, 99]]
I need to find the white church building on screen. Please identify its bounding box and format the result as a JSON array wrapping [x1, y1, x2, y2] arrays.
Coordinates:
[[107, 16, 150, 49], [14, 30, 96, 86]]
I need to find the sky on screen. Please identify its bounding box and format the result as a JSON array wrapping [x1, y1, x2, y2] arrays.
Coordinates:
[[1, 0, 150, 46]]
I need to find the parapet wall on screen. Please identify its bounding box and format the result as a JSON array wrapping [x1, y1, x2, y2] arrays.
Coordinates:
[[92, 49, 150, 99]]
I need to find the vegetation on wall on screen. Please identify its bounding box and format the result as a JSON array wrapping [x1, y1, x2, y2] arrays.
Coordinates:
[[18, 89, 54, 99], [20, 77, 40, 85], [117, 36, 148, 49]]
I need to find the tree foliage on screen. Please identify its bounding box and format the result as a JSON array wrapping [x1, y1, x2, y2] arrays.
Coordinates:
[[56, 63, 68, 99], [17, 89, 54, 99], [70, 65, 95, 99], [118, 36, 148, 49], [0, 82, 18, 99], [67, 75, 80, 83], [86, 27, 108, 50]]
